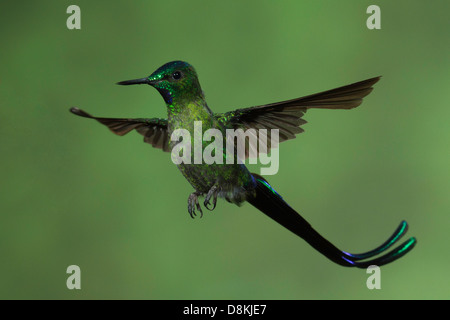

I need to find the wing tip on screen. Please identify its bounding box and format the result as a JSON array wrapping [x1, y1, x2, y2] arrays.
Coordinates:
[[365, 75, 382, 87], [69, 107, 93, 118]]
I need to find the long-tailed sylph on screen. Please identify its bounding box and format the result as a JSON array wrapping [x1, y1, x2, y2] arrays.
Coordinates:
[[70, 61, 416, 268]]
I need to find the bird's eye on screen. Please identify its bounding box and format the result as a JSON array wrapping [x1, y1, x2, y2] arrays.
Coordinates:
[[172, 71, 182, 80]]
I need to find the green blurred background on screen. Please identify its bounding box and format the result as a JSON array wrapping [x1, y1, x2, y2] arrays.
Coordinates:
[[1, 0, 449, 299]]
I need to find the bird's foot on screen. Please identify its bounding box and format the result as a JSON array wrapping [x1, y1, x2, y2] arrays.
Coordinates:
[[188, 192, 203, 219], [204, 185, 220, 211]]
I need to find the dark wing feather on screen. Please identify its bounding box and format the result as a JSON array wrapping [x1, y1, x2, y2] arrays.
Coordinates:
[[70, 107, 170, 152], [216, 77, 380, 157]]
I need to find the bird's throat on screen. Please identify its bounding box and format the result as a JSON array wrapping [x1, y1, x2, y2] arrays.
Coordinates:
[[156, 88, 173, 105]]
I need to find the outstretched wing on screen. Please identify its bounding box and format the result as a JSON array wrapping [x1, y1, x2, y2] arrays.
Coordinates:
[[70, 107, 170, 152], [216, 77, 380, 156]]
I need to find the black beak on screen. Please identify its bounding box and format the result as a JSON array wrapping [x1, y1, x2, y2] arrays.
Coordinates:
[[116, 77, 151, 86]]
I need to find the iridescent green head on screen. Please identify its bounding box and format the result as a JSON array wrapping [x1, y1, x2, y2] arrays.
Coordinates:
[[117, 61, 203, 105]]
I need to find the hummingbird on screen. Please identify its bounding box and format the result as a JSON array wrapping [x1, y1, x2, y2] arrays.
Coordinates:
[[70, 60, 416, 268]]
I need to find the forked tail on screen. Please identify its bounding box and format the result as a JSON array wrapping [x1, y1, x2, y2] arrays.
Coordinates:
[[247, 174, 416, 268]]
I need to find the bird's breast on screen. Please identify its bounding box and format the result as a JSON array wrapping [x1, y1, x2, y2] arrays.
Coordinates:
[[177, 162, 255, 205]]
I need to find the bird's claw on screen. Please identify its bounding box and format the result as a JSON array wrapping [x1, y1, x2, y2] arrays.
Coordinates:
[[204, 185, 219, 211], [188, 192, 203, 218]]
